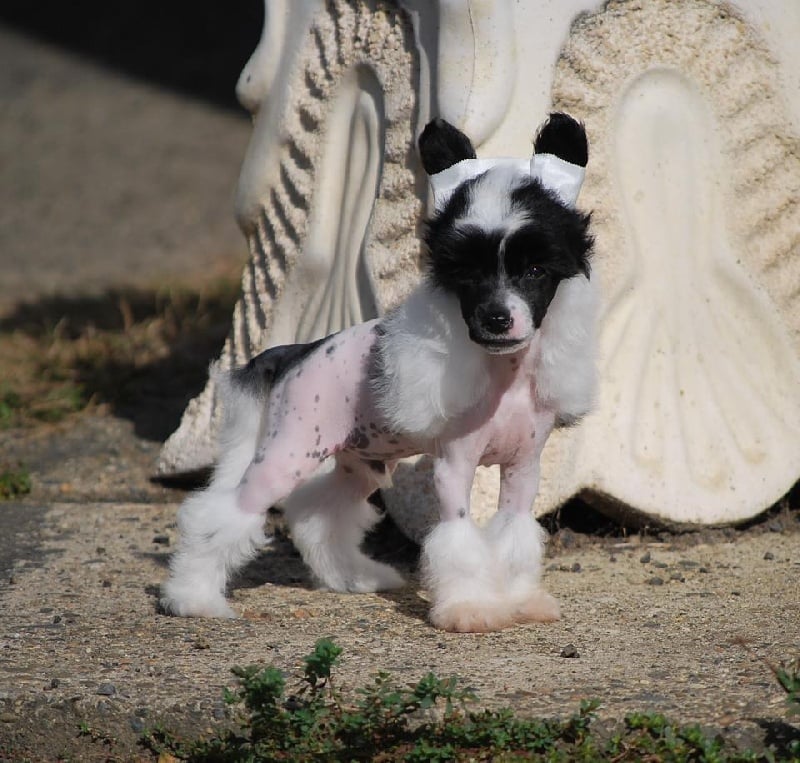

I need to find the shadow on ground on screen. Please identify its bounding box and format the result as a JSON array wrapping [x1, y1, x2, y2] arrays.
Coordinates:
[[0, 280, 239, 443], [0, 0, 262, 113]]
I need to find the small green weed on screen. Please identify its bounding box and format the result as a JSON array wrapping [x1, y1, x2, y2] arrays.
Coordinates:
[[0, 388, 23, 427], [0, 465, 31, 499], [775, 659, 800, 713], [140, 640, 788, 762], [77, 720, 117, 748]]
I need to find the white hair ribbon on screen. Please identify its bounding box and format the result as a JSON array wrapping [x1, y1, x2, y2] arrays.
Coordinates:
[[429, 154, 585, 211]]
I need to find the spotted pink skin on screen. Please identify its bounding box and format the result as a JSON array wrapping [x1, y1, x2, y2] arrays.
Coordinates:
[[236, 320, 555, 521]]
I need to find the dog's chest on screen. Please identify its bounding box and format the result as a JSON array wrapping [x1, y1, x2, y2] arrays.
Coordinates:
[[477, 364, 552, 467]]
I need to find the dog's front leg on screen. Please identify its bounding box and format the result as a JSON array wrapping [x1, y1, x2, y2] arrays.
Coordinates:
[[421, 449, 514, 633], [485, 461, 560, 624]]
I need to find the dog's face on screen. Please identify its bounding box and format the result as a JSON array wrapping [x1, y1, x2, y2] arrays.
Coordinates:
[[419, 115, 593, 355]]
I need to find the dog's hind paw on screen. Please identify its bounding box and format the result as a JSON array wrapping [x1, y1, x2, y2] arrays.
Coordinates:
[[317, 558, 406, 593], [160, 585, 237, 619], [429, 599, 514, 633], [511, 588, 560, 624], [347, 561, 406, 593]]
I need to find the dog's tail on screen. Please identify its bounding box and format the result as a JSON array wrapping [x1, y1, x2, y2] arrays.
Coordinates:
[[210, 361, 269, 490]]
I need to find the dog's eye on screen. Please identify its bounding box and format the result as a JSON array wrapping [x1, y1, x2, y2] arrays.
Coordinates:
[[524, 265, 547, 280]]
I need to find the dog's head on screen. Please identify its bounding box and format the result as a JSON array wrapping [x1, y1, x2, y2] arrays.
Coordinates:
[[419, 113, 593, 355]]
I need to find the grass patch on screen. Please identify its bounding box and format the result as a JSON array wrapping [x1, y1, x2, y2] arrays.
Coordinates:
[[140, 639, 799, 762], [0, 465, 32, 500], [0, 271, 240, 438]]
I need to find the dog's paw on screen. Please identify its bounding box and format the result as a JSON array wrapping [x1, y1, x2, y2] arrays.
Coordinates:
[[429, 599, 514, 633], [160, 584, 237, 619], [317, 559, 406, 593], [347, 561, 406, 593], [511, 588, 561, 624]]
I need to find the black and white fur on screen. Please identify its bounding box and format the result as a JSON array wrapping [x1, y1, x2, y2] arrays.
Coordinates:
[[161, 113, 597, 632]]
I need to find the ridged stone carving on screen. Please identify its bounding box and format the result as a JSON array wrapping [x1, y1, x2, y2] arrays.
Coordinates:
[[157, 0, 420, 476], [535, 0, 800, 524]]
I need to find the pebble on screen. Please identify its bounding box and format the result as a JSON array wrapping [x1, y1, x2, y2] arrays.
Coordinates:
[[96, 683, 116, 697], [152, 535, 170, 546], [763, 551, 775, 561], [639, 551, 651, 564], [557, 529, 576, 549], [571, 562, 582, 573], [647, 576, 664, 586], [129, 716, 145, 733], [560, 644, 579, 658]]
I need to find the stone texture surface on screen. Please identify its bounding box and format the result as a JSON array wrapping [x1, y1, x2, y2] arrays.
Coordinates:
[[156, 0, 799, 530], [545, 0, 800, 524], [157, 0, 423, 477]]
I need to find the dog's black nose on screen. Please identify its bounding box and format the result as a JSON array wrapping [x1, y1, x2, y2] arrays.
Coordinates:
[[483, 308, 513, 334]]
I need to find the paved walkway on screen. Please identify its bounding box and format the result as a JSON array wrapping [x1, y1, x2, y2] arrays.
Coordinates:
[[0, 23, 250, 308]]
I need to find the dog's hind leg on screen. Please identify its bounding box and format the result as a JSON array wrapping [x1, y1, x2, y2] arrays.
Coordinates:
[[162, 375, 271, 618], [281, 455, 405, 593]]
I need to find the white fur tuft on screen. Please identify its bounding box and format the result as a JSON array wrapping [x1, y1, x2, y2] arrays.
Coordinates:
[[421, 520, 513, 632], [485, 511, 560, 623], [282, 465, 405, 593], [161, 365, 269, 617], [455, 164, 531, 233], [372, 286, 489, 437], [535, 273, 599, 422], [161, 487, 268, 617]]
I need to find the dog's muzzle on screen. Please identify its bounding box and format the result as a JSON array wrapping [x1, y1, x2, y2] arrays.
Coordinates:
[[470, 306, 530, 354]]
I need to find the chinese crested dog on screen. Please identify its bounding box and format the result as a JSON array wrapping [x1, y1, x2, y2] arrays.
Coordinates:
[[162, 112, 597, 632]]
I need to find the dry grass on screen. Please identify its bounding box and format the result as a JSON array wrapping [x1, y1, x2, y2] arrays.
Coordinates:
[[0, 267, 241, 439]]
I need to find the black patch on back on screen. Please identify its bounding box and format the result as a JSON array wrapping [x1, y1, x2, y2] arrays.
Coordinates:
[[231, 337, 328, 396]]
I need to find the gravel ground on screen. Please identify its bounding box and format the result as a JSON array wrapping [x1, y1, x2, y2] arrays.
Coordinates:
[[0, 414, 798, 760]]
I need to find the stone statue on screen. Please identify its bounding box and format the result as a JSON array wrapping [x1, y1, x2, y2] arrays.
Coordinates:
[[159, 0, 800, 535]]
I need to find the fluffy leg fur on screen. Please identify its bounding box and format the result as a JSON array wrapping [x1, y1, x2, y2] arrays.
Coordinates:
[[281, 458, 405, 593], [421, 519, 514, 632], [485, 511, 560, 623], [161, 374, 268, 617]]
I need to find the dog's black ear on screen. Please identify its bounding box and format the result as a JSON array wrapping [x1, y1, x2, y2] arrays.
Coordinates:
[[418, 118, 477, 175], [534, 112, 588, 168]]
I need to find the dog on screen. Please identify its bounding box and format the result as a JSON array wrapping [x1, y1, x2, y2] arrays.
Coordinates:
[[161, 112, 597, 632]]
